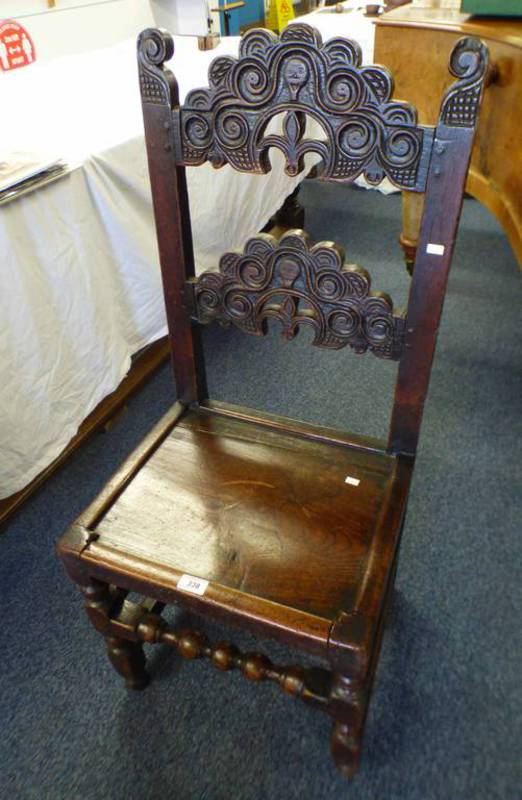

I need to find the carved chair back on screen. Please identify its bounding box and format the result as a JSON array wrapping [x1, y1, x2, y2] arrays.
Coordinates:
[[138, 24, 488, 457]]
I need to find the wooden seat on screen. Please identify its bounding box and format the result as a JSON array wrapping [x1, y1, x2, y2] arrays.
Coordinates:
[[82, 403, 411, 652], [58, 23, 489, 778]]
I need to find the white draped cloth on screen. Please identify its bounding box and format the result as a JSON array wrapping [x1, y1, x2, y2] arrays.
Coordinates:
[[0, 12, 378, 499]]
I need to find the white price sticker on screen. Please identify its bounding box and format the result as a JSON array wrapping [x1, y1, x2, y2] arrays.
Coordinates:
[[345, 476, 360, 487], [177, 574, 209, 596], [426, 243, 445, 256]]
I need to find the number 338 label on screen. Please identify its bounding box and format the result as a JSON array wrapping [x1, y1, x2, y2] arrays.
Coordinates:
[[177, 573, 209, 595]]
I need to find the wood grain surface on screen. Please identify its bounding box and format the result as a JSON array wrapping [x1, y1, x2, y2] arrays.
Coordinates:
[[96, 409, 398, 619]]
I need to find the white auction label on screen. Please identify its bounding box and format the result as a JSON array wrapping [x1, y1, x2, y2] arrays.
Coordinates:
[[345, 476, 360, 486], [426, 243, 445, 256], [177, 574, 209, 595]]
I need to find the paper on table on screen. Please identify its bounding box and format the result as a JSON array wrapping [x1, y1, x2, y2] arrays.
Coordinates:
[[0, 151, 65, 192]]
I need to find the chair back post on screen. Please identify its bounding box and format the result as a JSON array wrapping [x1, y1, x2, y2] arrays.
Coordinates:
[[388, 38, 489, 457], [138, 28, 207, 405]]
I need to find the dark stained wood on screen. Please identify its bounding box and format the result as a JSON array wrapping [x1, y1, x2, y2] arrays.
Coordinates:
[[106, 636, 150, 690], [389, 124, 478, 455], [200, 399, 387, 455], [173, 24, 434, 191], [329, 675, 366, 778], [78, 573, 333, 705], [187, 229, 406, 358], [81, 539, 333, 656], [59, 402, 411, 656], [78, 401, 188, 529], [94, 409, 403, 620], [139, 32, 207, 405], [57, 23, 489, 779]]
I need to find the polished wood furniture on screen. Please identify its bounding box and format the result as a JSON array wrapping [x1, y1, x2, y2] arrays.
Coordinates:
[[58, 23, 489, 776], [375, 7, 522, 269]]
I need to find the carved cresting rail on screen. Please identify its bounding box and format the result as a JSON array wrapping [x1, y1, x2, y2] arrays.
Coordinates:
[[140, 23, 434, 189], [180, 25, 435, 188]]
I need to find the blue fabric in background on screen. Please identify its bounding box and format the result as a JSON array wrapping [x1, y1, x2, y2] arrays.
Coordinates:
[[1, 184, 520, 800], [217, 0, 265, 35]]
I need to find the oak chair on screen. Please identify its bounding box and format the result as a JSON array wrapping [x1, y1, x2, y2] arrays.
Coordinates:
[[58, 24, 489, 776]]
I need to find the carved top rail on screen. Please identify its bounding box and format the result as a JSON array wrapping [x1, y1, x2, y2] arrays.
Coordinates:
[[138, 26, 488, 192], [187, 229, 405, 360]]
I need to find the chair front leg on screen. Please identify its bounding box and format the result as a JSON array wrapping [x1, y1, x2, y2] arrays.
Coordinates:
[[79, 577, 152, 690], [106, 635, 149, 690], [328, 673, 367, 778], [58, 527, 153, 690]]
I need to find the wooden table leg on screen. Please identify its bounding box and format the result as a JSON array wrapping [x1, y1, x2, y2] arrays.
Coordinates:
[[262, 185, 305, 233], [399, 190, 424, 275]]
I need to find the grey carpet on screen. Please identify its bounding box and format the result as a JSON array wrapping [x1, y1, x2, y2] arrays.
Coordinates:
[[1, 183, 520, 800]]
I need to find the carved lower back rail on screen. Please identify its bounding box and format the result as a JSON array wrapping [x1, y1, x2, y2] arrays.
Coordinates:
[[187, 229, 405, 359]]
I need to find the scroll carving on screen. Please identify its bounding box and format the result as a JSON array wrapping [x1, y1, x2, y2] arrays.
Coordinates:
[[137, 28, 176, 106], [137, 28, 489, 187], [440, 37, 489, 128], [189, 230, 405, 360], [176, 23, 433, 191]]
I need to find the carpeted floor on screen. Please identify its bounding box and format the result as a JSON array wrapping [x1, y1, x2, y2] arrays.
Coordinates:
[[1, 184, 520, 800]]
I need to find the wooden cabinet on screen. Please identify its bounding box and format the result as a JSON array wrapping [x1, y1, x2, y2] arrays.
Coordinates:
[[375, 7, 522, 266]]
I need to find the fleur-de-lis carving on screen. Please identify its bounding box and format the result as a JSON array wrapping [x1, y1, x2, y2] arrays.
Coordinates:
[[282, 111, 306, 176], [175, 23, 434, 189], [138, 25, 489, 191]]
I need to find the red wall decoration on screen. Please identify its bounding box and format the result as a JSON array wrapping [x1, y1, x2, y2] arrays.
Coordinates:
[[0, 19, 36, 72]]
